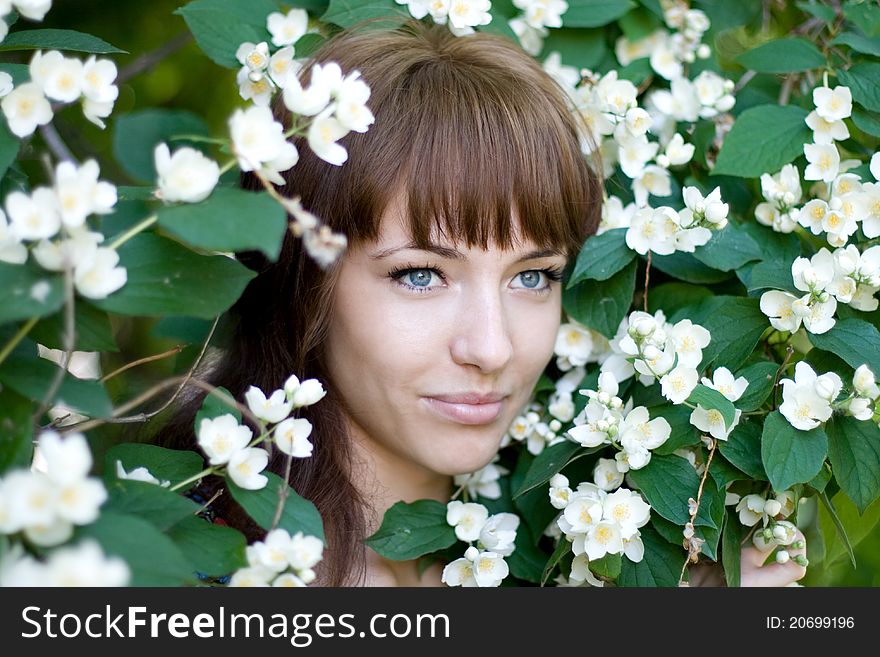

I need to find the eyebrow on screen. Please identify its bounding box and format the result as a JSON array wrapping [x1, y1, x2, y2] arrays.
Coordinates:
[[369, 242, 566, 263]]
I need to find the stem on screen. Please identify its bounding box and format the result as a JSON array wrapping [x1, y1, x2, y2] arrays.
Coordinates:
[[170, 466, 215, 492], [33, 262, 75, 423], [771, 345, 795, 411], [0, 316, 39, 368], [271, 445, 295, 531], [679, 441, 718, 585], [643, 251, 652, 312], [108, 215, 158, 251], [219, 158, 237, 175], [118, 32, 193, 85], [38, 122, 77, 164], [100, 345, 184, 382]]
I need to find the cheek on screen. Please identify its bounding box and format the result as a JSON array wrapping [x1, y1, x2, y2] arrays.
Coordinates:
[[512, 297, 562, 375]]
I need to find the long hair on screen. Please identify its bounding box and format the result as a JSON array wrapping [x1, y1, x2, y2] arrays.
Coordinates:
[[158, 18, 602, 586]]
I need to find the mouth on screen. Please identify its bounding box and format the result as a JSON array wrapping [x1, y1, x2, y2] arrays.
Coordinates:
[[422, 395, 507, 426]]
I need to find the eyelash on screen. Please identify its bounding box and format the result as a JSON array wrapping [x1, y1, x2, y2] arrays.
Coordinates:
[[386, 262, 564, 295]]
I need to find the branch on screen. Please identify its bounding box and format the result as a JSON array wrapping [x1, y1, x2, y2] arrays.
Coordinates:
[[33, 262, 76, 425], [117, 32, 193, 85], [38, 122, 77, 164]]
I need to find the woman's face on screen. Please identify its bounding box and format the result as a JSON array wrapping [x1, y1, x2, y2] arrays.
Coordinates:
[[323, 197, 568, 479]]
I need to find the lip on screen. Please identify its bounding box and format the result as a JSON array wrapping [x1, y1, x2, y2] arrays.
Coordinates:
[[423, 393, 507, 425]]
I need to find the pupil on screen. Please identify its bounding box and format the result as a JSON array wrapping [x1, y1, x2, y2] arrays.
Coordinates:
[[522, 271, 539, 288], [410, 270, 431, 286]]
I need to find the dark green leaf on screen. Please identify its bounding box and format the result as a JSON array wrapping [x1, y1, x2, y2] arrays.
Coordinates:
[[818, 490, 856, 569], [112, 109, 210, 183], [568, 228, 635, 286], [506, 522, 546, 583], [809, 318, 880, 378], [832, 31, 880, 56], [0, 119, 18, 180], [734, 361, 778, 412], [719, 417, 768, 480], [76, 512, 197, 586], [104, 444, 205, 489], [30, 301, 117, 352], [736, 259, 799, 295], [590, 553, 622, 578], [687, 384, 737, 429], [541, 536, 571, 586], [194, 386, 241, 433], [168, 515, 247, 577], [158, 188, 287, 261], [0, 388, 33, 475], [761, 410, 828, 492], [693, 221, 763, 271], [564, 0, 637, 27], [693, 477, 725, 560], [843, 1, 880, 37], [852, 107, 880, 138], [679, 296, 767, 371], [713, 104, 811, 178], [826, 415, 880, 514], [618, 525, 682, 587], [721, 509, 742, 586], [364, 499, 456, 561], [0, 29, 125, 53], [651, 404, 700, 455], [736, 38, 825, 73], [175, 0, 276, 68], [808, 461, 832, 493], [628, 454, 710, 526], [563, 259, 636, 339], [0, 263, 63, 325], [513, 440, 580, 499], [648, 282, 714, 316], [320, 0, 409, 29], [540, 28, 606, 69], [103, 479, 200, 531], [710, 452, 750, 488], [0, 355, 112, 418], [837, 62, 880, 112], [649, 251, 732, 283], [92, 233, 256, 319], [229, 471, 324, 541], [796, 1, 837, 22]]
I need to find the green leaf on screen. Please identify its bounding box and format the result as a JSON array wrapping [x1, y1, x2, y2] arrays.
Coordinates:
[[513, 440, 581, 499], [76, 512, 197, 586], [175, 0, 277, 68], [102, 479, 201, 532], [693, 477, 725, 560], [719, 417, 768, 480], [692, 221, 763, 272], [628, 454, 713, 527], [818, 490, 856, 569], [568, 228, 635, 286], [735, 38, 825, 73], [648, 282, 714, 317], [0, 355, 112, 418], [678, 296, 767, 371], [0, 388, 33, 475], [713, 104, 811, 178], [590, 553, 622, 578], [478, 8, 520, 42], [734, 361, 778, 412], [112, 109, 210, 183], [0, 119, 19, 180], [168, 515, 247, 577], [618, 525, 682, 587], [651, 404, 700, 455], [710, 452, 750, 488], [564, 0, 637, 27], [837, 62, 880, 112], [687, 384, 737, 430], [541, 536, 571, 586], [0, 263, 63, 325], [105, 444, 205, 489], [540, 28, 606, 70], [0, 29, 125, 53], [363, 499, 456, 561], [649, 251, 732, 283], [320, 0, 410, 29], [563, 259, 636, 339], [852, 107, 880, 138], [796, 1, 837, 22], [30, 301, 117, 352], [832, 31, 880, 56], [721, 509, 742, 587], [843, 1, 880, 37], [92, 233, 256, 319], [736, 259, 799, 295], [808, 461, 832, 492], [228, 471, 325, 541], [761, 410, 828, 492], [506, 523, 546, 583], [826, 415, 880, 514], [194, 386, 241, 433], [818, 491, 880, 570], [809, 318, 880, 379], [158, 188, 287, 261]]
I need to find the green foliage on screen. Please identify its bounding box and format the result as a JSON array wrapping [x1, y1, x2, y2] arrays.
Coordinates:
[[30, 302, 118, 353], [809, 318, 880, 378], [761, 410, 828, 492], [568, 228, 635, 285], [563, 259, 637, 338], [0, 263, 63, 325], [826, 415, 880, 514], [168, 515, 248, 577], [364, 499, 457, 560], [0, 29, 126, 53], [564, 0, 637, 27], [734, 361, 778, 412], [102, 479, 201, 531], [228, 471, 325, 541], [617, 526, 682, 587], [0, 389, 33, 475], [719, 417, 768, 480], [104, 444, 206, 489], [321, 0, 409, 29], [175, 0, 277, 68], [713, 105, 811, 178], [692, 221, 763, 272], [735, 38, 825, 73], [628, 454, 717, 527], [837, 62, 880, 113], [686, 384, 737, 429]]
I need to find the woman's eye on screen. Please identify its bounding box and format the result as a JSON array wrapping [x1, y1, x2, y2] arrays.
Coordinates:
[[406, 269, 436, 287], [512, 270, 547, 290], [391, 267, 444, 292]]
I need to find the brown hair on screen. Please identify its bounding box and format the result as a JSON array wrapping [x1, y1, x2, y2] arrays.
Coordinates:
[[159, 18, 602, 586]]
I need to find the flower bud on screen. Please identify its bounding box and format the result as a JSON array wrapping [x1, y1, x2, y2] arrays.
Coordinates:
[[814, 375, 837, 401], [598, 391, 611, 405], [292, 379, 326, 407], [791, 540, 805, 550], [829, 196, 843, 211], [464, 546, 479, 561], [764, 499, 782, 517], [656, 153, 671, 168], [597, 419, 609, 432], [775, 550, 790, 564], [853, 364, 877, 397], [283, 374, 301, 398], [632, 317, 656, 337], [549, 419, 562, 432], [772, 525, 787, 540], [697, 44, 711, 59], [526, 411, 541, 424], [818, 290, 831, 303], [783, 191, 795, 205], [772, 520, 798, 545], [643, 344, 661, 360], [794, 555, 809, 567], [611, 396, 623, 409], [846, 396, 872, 420], [549, 474, 569, 489]]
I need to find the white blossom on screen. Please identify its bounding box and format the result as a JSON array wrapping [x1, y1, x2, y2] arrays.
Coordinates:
[[478, 512, 519, 556], [4, 187, 60, 241], [229, 105, 299, 184], [701, 367, 749, 402], [273, 417, 314, 458], [804, 142, 840, 183], [267, 8, 309, 47], [813, 85, 852, 122], [54, 159, 117, 228], [1, 81, 52, 137], [197, 413, 252, 465], [446, 500, 488, 542], [154, 143, 220, 204], [779, 361, 841, 430], [227, 447, 269, 490], [244, 385, 293, 424], [659, 364, 699, 404], [73, 247, 127, 300]]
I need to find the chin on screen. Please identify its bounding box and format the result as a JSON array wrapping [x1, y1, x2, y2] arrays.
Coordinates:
[[428, 432, 505, 477]]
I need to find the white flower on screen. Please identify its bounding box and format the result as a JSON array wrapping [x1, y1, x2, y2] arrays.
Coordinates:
[[334, 72, 374, 134], [853, 364, 880, 399], [760, 290, 801, 333], [41, 540, 130, 587], [273, 573, 308, 587], [650, 38, 682, 81], [584, 522, 624, 560], [197, 413, 252, 465], [514, 0, 568, 29], [73, 247, 127, 299], [668, 319, 711, 368], [626, 206, 678, 255], [31, 226, 102, 272], [554, 320, 593, 368], [453, 461, 506, 500], [282, 62, 335, 117], [236, 66, 275, 106], [54, 477, 106, 525], [236, 41, 270, 74], [792, 249, 835, 293], [227, 447, 269, 490], [632, 165, 673, 207], [229, 105, 299, 184], [1, 81, 52, 137], [24, 520, 74, 548], [302, 225, 347, 268], [736, 493, 767, 526], [0, 209, 27, 264], [617, 134, 658, 179], [287, 531, 323, 571], [470, 550, 509, 586], [36, 430, 92, 486], [115, 460, 170, 487], [682, 185, 729, 227], [446, 0, 492, 35], [663, 133, 695, 166], [4, 187, 60, 241], [660, 365, 699, 404], [806, 110, 849, 144], [0, 71, 12, 97], [562, 494, 604, 534], [292, 378, 326, 407], [446, 500, 489, 542], [154, 143, 219, 204], [478, 513, 519, 556], [619, 406, 671, 453], [508, 15, 547, 56], [248, 528, 295, 573], [701, 367, 748, 402], [228, 565, 273, 587], [804, 142, 840, 183], [690, 404, 740, 441], [267, 46, 297, 88], [602, 488, 650, 539], [36, 52, 83, 103], [813, 85, 852, 122], [267, 8, 309, 47], [273, 417, 314, 458], [54, 159, 117, 228], [593, 458, 624, 492], [2, 471, 56, 530], [761, 164, 803, 204], [306, 106, 349, 166], [793, 292, 837, 334], [244, 385, 293, 424], [779, 361, 839, 430], [693, 70, 735, 117], [441, 556, 477, 587], [12, 0, 53, 21]]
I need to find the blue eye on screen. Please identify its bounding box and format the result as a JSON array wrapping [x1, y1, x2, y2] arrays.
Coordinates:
[[407, 269, 435, 287], [518, 271, 544, 289]]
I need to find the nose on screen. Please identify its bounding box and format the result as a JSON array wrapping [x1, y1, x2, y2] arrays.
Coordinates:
[[449, 284, 514, 374]]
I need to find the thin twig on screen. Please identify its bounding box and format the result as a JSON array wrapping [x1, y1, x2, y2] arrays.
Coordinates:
[[770, 345, 795, 410], [0, 316, 39, 368], [778, 74, 796, 106], [679, 441, 718, 585], [271, 443, 296, 530], [643, 251, 652, 312], [33, 262, 75, 424], [100, 345, 185, 382], [117, 32, 193, 85], [734, 70, 756, 94], [38, 122, 77, 164]]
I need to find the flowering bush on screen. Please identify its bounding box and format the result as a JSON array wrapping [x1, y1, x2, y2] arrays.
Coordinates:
[[1, 0, 880, 587]]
